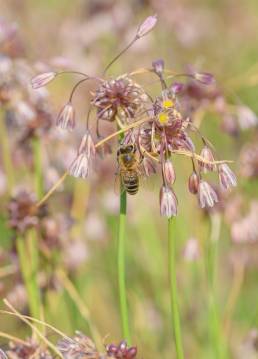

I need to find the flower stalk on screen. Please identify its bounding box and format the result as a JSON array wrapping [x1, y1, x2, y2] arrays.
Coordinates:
[[168, 217, 184, 359]]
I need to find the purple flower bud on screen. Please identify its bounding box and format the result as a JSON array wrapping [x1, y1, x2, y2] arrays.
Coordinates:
[[163, 159, 176, 184], [199, 146, 216, 172], [31, 71, 57, 89], [198, 181, 218, 208], [152, 59, 164, 74], [136, 14, 157, 38], [188, 171, 200, 194], [106, 343, 118, 355], [56, 102, 75, 131], [218, 164, 237, 190], [194, 72, 215, 85], [160, 185, 178, 217], [126, 346, 138, 358], [171, 82, 184, 94]]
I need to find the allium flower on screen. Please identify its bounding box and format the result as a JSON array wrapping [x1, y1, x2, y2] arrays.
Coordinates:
[[31, 71, 57, 89], [160, 185, 178, 217], [239, 142, 258, 178], [193, 72, 215, 85], [136, 14, 157, 38], [188, 171, 200, 194], [237, 105, 258, 130], [199, 146, 216, 172], [56, 102, 75, 131], [106, 340, 137, 359], [218, 164, 237, 190], [198, 181, 218, 208], [163, 159, 176, 184], [91, 76, 147, 123]]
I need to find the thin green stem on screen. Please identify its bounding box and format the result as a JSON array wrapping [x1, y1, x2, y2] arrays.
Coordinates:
[[0, 108, 15, 192], [16, 231, 41, 320], [117, 183, 131, 344], [168, 217, 184, 359]]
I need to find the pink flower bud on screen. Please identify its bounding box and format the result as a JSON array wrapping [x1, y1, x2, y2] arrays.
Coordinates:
[[31, 71, 56, 89], [56, 102, 75, 131], [160, 185, 178, 217], [194, 72, 215, 85], [163, 159, 176, 184], [171, 82, 184, 94], [127, 346, 138, 358], [218, 164, 237, 190], [136, 14, 157, 38], [199, 146, 216, 172], [188, 171, 200, 194], [198, 181, 218, 208]]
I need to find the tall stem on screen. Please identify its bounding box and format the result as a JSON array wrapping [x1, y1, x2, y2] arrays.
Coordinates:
[[117, 184, 131, 343], [168, 217, 184, 359]]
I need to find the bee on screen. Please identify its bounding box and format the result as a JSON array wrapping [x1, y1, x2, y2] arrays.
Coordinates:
[[117, 144, 141, 195]]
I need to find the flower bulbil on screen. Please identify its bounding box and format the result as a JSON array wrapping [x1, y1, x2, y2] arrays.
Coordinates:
[[31, 15, 237, 218]]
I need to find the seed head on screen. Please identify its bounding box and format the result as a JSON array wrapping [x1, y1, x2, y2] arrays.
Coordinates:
[[31, 72, 57, 89], [56, 102, 75, 131], [198, 180, 218, 208], [159, 185, 178, 217], [218, 164, 237, 190], [136, 14, 157, 38]]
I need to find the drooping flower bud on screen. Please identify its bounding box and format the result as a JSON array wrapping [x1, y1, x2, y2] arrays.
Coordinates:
[[79, 131, 96, 158], [163, 159, 176, 184], [69, 154, 89, 179], [56, 102, 75, 131], [198, 181, 218, 208], [136, 14, 157, 38], [199, 145, 216, 172], [218, 164, 237, 190], [237, 105, 258, 130], [159, 185, 177, 217], [171, 82, 184, 94], [31, 71, 57, 89], [152, 59, 164, 75], [188, 171, 200, 194], [194, 72, 215, 85]]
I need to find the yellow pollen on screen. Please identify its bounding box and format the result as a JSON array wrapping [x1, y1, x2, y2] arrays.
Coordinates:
[[162, 99, 174, 109], [158, 112, 169, 124]]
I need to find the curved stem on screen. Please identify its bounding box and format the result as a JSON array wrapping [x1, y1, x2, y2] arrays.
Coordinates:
[[168, 217, 184, 359]]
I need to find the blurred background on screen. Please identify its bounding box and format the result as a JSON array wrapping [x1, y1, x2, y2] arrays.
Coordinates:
[[0, 0, 258, 358]]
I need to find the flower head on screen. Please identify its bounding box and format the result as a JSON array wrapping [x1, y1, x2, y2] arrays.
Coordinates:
[[106, 340, 137, 359]]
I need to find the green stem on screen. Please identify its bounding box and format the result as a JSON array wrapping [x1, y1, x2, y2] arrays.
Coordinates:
[[206, 213, 226, 358], [168, 217, 184, 359], [117, 188, 131, 343], [16, 231, 41, 320], [0, 108, 15, 192]]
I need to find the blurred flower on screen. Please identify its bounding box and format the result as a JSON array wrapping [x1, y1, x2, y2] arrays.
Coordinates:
[[7, 339, 53, 359], [56, 102, 75, 131], [237, 105, 258, 130], [182, 238, 200, 262], [31, 72, 57, 89], [231, 201, 258, 243], [239, 142, 258, 178], [6, 284, 27, 311], [136, 14, 157, 38], [63, 239, 88, 272], [193, 72, 215, 85], [198, 181, 218, 208], [218, 163, 237, 190], [0, 349, 7, 359]]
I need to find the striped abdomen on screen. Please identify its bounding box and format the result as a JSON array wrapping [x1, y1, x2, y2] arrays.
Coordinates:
[[122, 170, 139, 195]]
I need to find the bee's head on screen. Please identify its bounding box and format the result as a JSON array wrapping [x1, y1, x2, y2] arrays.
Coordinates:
[[117, 144, 136, 164]]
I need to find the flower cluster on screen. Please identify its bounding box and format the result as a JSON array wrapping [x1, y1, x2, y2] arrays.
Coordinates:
[[31, 15, 237, 218]]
